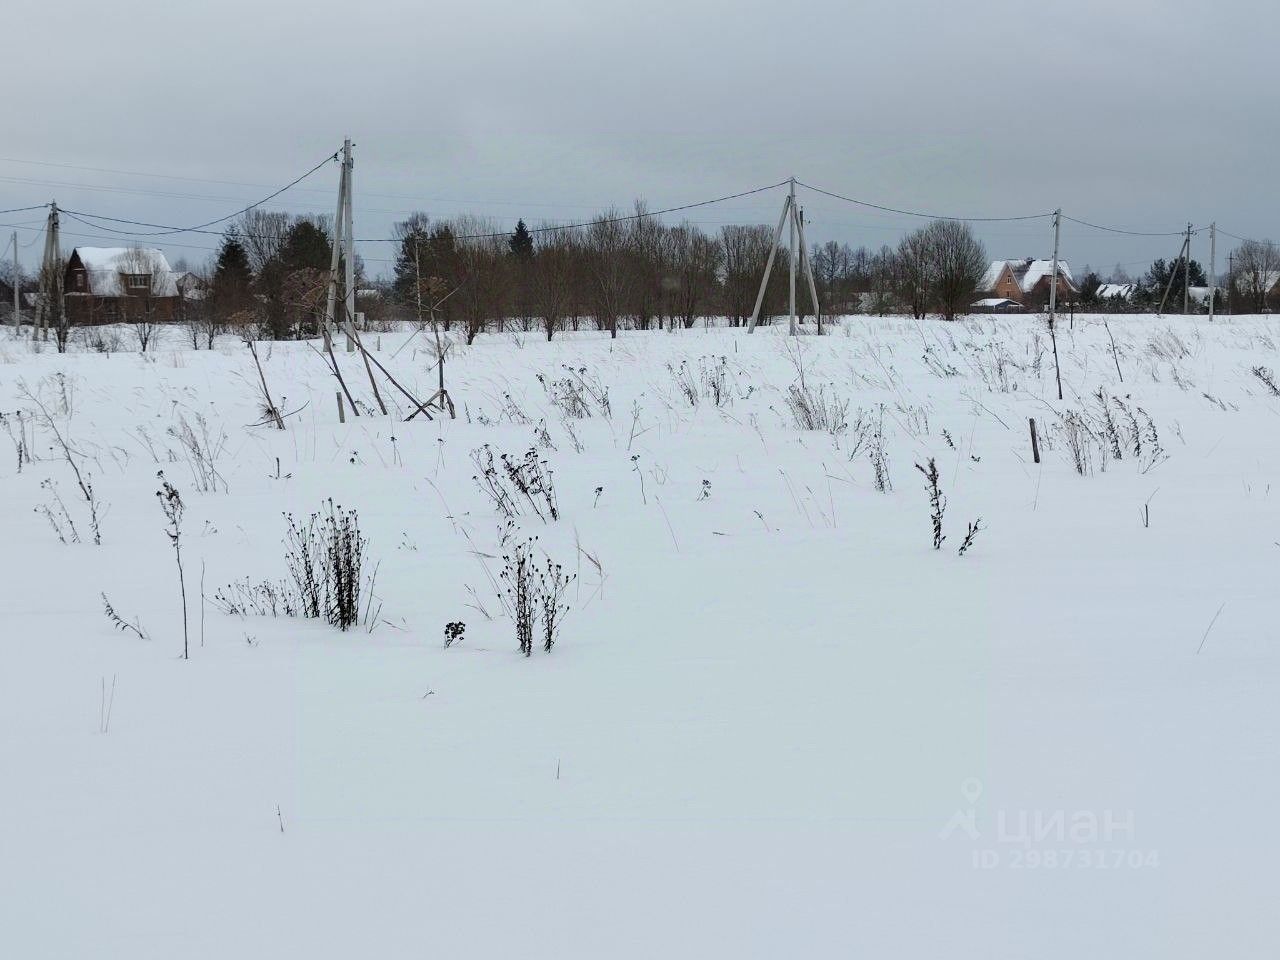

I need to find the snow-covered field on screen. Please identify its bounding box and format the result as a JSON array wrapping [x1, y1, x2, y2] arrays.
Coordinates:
[[2, 314, 1278, 958]]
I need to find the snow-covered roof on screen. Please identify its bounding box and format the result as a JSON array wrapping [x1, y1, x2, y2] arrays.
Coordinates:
[[71, 247, 178, 297], [1018, 259, 1075, 293], [1096, 283, 1136, 300], [979, 261, 1011, 292], [971, 297, 1021, 308], [980, 258, 1077, 295]]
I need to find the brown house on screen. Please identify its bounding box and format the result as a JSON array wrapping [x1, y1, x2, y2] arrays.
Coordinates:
[[64, 247, 179, 325], [977, 259, 1078, 308]]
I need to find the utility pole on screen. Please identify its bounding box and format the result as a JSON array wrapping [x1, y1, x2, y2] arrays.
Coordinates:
[[1227, 252, 1234, 315], [11, 231, 18, 334], [796, 205, 822, 335], [747, 179, 821, 335], [1208, 222, 1216, 322], [320, 139, 387, 415], [35, 202, 62, 343], [1157, 230, 1190, 315], [1182, 222, 1192, 315], [787, 178, 797, 336], [1048, 208, 1063, 401], [342, 138, 357, 350]]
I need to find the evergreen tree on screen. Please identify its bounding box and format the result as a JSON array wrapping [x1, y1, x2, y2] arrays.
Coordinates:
[[1144, 256, 1207, 308], [509, 219, 534, 259], [280, 220, 332, 273], [210, 234, 254, 319], [1079, 270, 1103, 304], [393, 216, 431, 301]]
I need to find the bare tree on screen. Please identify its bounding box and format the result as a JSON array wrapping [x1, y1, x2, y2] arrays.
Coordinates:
[[1232, 238, 1280, 312], [720, 224, 779, 326], [531, 226, 578, 340], [811, 241, 853, 315], [182, 269, 222, 349], [452, 216, 510, 344], [666, 223, 722, 328], [895, 227, 933, 320], [866, 245, 898, 315], [626, 201, 665, 330], [119, 248, 173, 352], [586, 211, 629, 338], [924, 220, 986, 321], [281, 267, 329, 338]]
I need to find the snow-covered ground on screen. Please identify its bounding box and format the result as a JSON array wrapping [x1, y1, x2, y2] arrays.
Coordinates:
[[2, 314, 1278, 958]]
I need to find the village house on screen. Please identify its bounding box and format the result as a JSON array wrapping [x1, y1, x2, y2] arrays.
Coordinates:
[[64, 247, 179, 325], [976, 258, 1079, 309]]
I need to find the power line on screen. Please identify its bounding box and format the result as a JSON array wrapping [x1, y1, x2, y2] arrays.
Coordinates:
[[56, 179, 792, 244], [0, 203, 49, 216], [356, 180, 793, 241], [62, 151, 339, 238], [1059, 214, 1188, 238], [795, 180, 1053, 222]]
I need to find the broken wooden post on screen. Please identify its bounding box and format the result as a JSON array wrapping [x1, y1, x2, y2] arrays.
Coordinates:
[[336, 392, 345, 424], [1029, 417, 1041, 464]]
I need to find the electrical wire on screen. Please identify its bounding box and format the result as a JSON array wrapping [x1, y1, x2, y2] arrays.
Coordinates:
[[354, 180, 793, 241], [57, 179, 792, 244], [0, 203, 49, 216], [1059, 214, 1188, 238], [62, 152, 339, 238], [795, 180, 1053, 222]]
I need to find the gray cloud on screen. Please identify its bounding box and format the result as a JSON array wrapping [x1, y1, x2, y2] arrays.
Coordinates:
[[4, 0, 1273, 277]]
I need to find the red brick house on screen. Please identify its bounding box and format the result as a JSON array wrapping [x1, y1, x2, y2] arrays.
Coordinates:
[[64, 247, 179, 325], [978, 259, 1078, 308]]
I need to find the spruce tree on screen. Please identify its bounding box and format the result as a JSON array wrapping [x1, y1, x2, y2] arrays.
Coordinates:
[[509, 219, 534, 259], [210, 235, 253, 319], [280, 220, 332, 272]]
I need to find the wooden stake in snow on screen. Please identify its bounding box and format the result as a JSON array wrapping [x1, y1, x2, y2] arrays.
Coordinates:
[[336, 392, 345, 423], [1029, 417, 1041, 464]]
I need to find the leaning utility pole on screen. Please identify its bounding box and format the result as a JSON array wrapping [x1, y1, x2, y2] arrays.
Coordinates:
[[1157, 229, 1190, 315], [796, 206, 822, 335], [747, 178, 821, 335], [1208, 222, 1216, 322], [1048, 208, 1063, 401]]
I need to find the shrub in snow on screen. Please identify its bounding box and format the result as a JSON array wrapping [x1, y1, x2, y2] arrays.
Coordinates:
[[783, 382, 849, 436], [1251, 365, 1280, 397], [914, 458, 946, 550], [498, 534, 575, 657], [214, 502, 369, 632], [472, 445, 560, 522], [156, 472, 190, 660]]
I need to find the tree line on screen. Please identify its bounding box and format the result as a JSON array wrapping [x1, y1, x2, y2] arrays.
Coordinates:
[[192, 203, 995, 340]]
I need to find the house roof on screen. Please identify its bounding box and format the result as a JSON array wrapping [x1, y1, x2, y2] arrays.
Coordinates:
[[71, 247, 177, 297], [981, 258, 1078, 294], [1096, 283, 1136, 300], [979, 261, 1012, 291], [971, 297, 1021, 309]]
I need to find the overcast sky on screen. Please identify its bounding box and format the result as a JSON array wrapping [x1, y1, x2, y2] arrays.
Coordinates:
[[3, 0, 1274, 279]]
